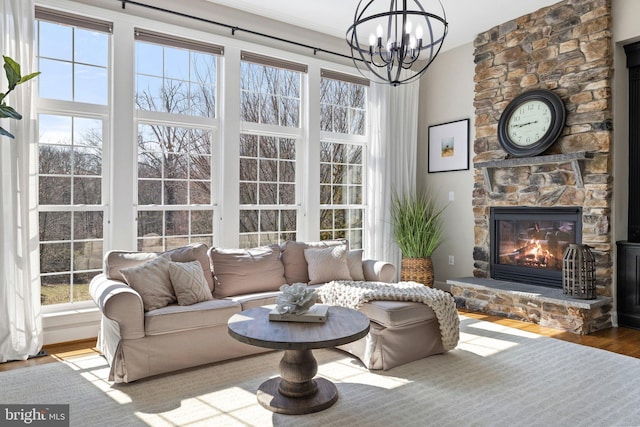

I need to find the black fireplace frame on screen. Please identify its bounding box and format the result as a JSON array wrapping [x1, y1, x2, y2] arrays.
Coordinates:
[[490, 206, 582, 288]]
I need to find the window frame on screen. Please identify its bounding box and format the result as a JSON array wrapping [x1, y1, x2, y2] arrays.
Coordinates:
[[319, 71, 369, 249], [35, 9, 112, 308], [237, 53, 306, 248], [133, 31, 222, 252]]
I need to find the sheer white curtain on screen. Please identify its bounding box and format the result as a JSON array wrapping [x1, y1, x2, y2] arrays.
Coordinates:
[[366, 77, 420, 273], [0, 0, 42, 362]]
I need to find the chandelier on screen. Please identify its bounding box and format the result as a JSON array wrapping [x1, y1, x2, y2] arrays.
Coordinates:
[[346, 0, 448, 86]]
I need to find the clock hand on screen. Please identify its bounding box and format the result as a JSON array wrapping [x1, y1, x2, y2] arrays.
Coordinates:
[[514, 121, 538, 128]]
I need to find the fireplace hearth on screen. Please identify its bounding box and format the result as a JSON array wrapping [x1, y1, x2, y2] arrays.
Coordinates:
[[490, 207, 582, 288]]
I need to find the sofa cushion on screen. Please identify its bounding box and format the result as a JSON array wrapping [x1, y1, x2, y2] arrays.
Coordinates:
[[347, 249, 366, 281], [144, 299, 241, 335], [358, 300, 436, 328], [105, 251, 158, 282], [120, 255, 177, 312], [281, 240, 348, 283], [169, 260, 213, 306], [304, 245, 352, 285], [209, 245, 286, 297]]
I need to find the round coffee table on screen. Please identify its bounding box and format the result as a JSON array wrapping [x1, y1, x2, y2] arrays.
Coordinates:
[[227, 305, 370, 415]]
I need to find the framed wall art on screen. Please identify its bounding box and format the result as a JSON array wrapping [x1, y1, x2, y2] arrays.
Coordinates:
[[427, 118, 470, 173]]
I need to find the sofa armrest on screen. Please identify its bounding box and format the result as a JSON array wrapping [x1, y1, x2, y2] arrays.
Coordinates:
[[362, 260, 396, 283], [89, 273, 145, 340]]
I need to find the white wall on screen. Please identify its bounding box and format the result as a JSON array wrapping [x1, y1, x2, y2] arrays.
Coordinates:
[[416, 42, 476, 286]]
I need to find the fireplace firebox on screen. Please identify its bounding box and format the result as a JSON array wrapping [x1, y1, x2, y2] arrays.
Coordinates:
[[490, 207, 582, 288]]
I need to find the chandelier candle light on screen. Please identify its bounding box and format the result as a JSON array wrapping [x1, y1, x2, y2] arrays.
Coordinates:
[[347, 0, 448, 86]]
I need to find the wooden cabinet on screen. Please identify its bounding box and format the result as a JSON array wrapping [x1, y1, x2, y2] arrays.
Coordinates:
[[617, 241, 640, 329]]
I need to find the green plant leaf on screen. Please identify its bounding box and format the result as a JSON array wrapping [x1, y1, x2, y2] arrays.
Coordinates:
[[390, 191, 447, 258], [3, 56, 22, 90], [18, 71, 41, 84], [0, 104, 22, 120], [0, 126, 15, 139]]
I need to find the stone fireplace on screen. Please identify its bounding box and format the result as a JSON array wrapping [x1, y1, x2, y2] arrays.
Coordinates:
[[447, 0, 614, 334]]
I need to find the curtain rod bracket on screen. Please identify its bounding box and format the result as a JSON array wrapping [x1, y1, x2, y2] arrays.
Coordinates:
[[121, 0, 126, 9], [232, 27, 238, 36]]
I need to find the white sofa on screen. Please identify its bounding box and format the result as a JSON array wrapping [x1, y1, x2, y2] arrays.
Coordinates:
[[90, 240, 446, 383]]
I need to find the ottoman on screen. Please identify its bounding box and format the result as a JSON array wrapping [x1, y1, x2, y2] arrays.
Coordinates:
[[338, 300, 446, 370]]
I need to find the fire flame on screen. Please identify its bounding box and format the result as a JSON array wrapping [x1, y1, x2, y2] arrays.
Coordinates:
[[522, 239, 553, 265]]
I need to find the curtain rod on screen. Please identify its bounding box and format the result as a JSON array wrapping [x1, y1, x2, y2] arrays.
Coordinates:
[[119, 0, 356, 61]]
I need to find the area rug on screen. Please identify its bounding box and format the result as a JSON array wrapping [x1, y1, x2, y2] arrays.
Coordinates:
[[2, 315, 639, 427]]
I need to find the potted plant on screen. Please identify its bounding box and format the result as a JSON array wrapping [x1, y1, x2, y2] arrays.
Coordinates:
[[390, 191, 446, 287]]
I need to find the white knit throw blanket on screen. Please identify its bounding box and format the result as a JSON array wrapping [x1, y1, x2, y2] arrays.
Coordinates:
[[318, 281, 460, 351]]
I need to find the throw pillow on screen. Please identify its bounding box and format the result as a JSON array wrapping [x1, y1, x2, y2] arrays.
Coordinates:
[[208, 245, 286, 297], [347, 249, 366, 281], [304, 245, 352, 285], [281, 239, 348, 283], [163, 243, 214, 292], [168, 260, 213, 306], [120, 255, 176, 311]]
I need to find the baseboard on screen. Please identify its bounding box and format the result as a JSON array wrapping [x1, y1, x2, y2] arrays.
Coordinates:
[[43, 307, 101, 345]]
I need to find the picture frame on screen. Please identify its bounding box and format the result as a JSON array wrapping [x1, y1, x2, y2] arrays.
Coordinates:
[[427, 118, 470, 173]]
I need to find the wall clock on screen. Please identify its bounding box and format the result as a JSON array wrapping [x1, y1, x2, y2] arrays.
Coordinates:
[[497, 89, 566, 157]]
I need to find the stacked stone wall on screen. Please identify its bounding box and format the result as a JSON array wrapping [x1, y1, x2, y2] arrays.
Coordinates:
[[472, 0, 613, 300]]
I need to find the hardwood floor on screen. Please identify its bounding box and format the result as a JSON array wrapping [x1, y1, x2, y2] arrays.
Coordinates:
[[0, 338, 100, 373], [2, 309, 640, 372], [460, 310, 640, 358]]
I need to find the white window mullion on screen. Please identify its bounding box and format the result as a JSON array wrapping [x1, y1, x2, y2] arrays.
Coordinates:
[[219, 47, 242, 248], [111, 20, 137, 251], [303, 63, 321, 242]]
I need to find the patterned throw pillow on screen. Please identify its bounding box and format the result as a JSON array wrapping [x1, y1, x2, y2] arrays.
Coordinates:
[[281, 240, 348, 283], [304, 245, 353, 285], [168, 260, 213, 306], [120, 255, 176, 311]]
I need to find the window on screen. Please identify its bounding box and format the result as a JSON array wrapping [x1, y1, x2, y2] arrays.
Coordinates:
[[135, 30, 220, 251], [35, 8, 111, 305], [319, 70, 369, 249], [32, 4, 372, 311], [239, 134, 297, 247], [238, 53, 305, 247]]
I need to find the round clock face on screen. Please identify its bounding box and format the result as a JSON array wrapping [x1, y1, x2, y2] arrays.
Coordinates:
[[506, 100, 552, 147], [497, 89, 565, 157]]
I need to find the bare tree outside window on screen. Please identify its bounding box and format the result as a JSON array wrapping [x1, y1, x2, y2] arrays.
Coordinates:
[[135, 41, 217, 252], [239, 61, 300, 248], [320, 76, 367, 249], [35, 14, 110, 305], [38, 115, 104, 305]]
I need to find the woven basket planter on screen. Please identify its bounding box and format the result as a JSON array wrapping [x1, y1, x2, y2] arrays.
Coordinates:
[[401, 257, 434, 287]]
